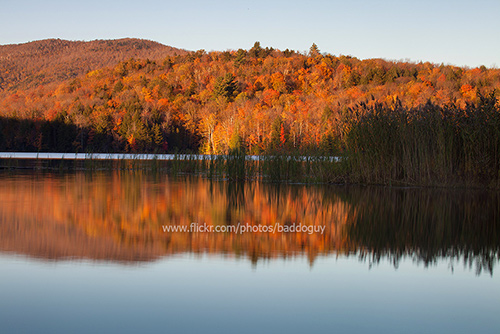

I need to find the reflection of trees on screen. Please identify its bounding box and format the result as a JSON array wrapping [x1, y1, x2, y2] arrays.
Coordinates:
[[0, 172, 353, 265], [0, 172, 498, 274], [343, 187, 500, 275]]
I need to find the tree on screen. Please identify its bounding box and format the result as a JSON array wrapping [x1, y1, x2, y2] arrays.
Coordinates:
[[234, 49, 246, 67], [309, 43, 320, 57], [153, 123, 163, 148], [249, 41, 263, 58], [279, 123, 286, 148], [213, 73, 238, 101]]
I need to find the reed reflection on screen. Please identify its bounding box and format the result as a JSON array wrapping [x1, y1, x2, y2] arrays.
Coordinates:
[[0, 170, 498, 274], [344, 187, 500, 275]]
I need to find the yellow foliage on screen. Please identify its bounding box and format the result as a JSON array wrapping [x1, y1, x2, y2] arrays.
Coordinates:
[[86, 69, 102, 78]]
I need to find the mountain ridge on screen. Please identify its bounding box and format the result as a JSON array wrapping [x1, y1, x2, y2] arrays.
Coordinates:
[[0, 38, 188, 90]]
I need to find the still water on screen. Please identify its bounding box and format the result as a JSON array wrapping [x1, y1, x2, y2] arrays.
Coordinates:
[[0, 170, 499, 333]]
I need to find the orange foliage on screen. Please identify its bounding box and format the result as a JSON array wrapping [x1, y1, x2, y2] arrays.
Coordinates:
[[262, 89, 280, 107], [460, 84, 477, 100], [1, 40, 499, 154]]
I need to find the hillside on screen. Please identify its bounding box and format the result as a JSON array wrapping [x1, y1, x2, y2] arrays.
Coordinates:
[[1, 43, 499, 152], [1, 41, 500, 186], [0, 38, 187, 90]]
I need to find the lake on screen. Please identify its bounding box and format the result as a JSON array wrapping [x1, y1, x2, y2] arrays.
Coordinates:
[[0, 169, 499, 333]]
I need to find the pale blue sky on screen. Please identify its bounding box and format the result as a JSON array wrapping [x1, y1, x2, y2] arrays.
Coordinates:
[[1, 0, 498, 67]]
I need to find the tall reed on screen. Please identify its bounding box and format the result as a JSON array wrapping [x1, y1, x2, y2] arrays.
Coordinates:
[[345, 95, 500, 187]]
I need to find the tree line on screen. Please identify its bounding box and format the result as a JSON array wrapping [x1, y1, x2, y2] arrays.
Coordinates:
[[0, 42, 499, 156]]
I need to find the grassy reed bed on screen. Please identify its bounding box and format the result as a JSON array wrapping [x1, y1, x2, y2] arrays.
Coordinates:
[[0, 151, 346, 183], [258, 153, 347, 183], [345, 95, 500, 188]]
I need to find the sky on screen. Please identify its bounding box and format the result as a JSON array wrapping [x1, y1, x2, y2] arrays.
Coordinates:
[[1, 0, 499, 68]]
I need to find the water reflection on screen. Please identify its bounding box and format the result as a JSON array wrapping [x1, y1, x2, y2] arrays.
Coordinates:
[[344, 187, 500, 275], [0, 170, 498, 274]]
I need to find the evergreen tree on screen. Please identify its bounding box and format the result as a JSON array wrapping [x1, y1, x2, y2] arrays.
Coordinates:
[[309, 43, 320, 57], [213, 73, 238, 101], [234, 49, 246, 67], [249, 41, 263, 58]]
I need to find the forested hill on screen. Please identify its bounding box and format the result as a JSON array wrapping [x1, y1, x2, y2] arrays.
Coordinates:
[[0, 41, 499, 157], [0, 38, 187, 90]]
